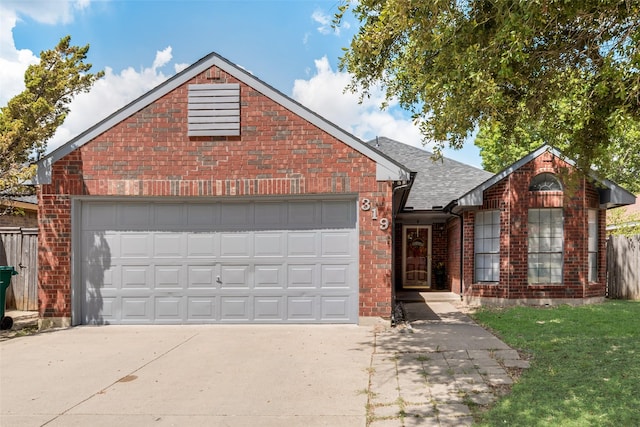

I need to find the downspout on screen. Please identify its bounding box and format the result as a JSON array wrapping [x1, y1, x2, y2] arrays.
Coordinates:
[[446, 203, 464, 301], [391, 182, 410, 326]]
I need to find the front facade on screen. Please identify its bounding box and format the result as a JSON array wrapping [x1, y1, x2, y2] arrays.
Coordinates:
[[35, 53, 409, 327], [35, 53, 636, 327], [374, 138, 635, 308]]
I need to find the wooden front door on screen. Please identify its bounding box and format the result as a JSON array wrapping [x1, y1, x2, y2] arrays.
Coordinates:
[[402, 225, 432, 288]]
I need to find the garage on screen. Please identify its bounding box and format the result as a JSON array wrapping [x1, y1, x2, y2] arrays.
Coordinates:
[[77, 198, 358, 324]]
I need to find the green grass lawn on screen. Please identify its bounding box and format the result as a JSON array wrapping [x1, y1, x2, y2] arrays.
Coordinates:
[[470, 300, 640, 426]]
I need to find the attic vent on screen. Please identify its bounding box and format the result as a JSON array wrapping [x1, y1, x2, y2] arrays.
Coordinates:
[[188, 83, 240, 136]]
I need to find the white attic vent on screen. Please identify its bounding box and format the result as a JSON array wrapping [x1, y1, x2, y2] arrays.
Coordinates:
[[188, 83, 240, 136]]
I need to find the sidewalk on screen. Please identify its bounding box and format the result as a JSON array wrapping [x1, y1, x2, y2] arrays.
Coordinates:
[[367, 294, 529, 426]]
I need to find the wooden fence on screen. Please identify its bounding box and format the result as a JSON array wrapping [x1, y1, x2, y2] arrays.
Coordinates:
[[0, 227, 38, 310], [607, 234, 640, 299]]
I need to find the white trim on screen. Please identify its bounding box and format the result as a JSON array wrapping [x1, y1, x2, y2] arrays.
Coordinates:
[[457, 145, 636, 209]]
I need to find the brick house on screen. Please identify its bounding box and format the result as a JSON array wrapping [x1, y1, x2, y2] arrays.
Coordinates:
[[34, 52, 636, 327], [373, 138, 635, 307]]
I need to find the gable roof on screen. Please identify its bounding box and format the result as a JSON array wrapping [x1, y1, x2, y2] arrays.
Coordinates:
[[35, 52, 410, 185], [456, 145, 636, 210], [368, 137, 492, 210]]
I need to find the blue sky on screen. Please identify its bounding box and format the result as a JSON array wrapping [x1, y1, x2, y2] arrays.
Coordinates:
[[0, 0, 483, 167]]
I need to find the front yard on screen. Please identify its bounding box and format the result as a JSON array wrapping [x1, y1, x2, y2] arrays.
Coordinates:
[[471, 300, 640, 426]]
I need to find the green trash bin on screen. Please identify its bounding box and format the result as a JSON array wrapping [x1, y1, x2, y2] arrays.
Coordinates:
[[0, 266, 18, 330]]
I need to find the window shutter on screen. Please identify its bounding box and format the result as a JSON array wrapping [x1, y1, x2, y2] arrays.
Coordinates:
[[188, 83, 240, 136]]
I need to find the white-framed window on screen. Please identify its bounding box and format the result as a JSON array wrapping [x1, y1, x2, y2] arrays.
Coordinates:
[[528, 208, 563, 284], [529, 173, 562, 191], [588, 210, 598, 282], [474, 210, 500, 282]]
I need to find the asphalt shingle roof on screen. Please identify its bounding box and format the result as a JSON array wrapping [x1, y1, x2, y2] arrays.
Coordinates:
[[367, 137, 493, 210]]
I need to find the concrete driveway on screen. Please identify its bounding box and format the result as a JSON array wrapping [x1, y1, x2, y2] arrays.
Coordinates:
[[0, 324, 375, 427]]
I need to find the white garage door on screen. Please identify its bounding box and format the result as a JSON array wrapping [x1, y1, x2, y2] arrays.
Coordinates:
[[78, 199, 358, 324]]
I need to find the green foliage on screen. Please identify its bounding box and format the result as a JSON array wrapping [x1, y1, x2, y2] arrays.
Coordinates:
[[472, 302, 640, 426], [0, 35, 103, 199], [607, 206, 640, 236], [476, 115, 640, 193], [336, 1, 640, 175]]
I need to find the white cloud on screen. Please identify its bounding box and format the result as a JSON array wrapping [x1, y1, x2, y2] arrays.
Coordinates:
[[292, 56, 426, 149], [48, 48, 177, 151], [152, 46, 173, 71], [292, 56, 484, 167], [3, 0, 90, 25], [0, 0, 185, 153], [311, 9, 348, 36]]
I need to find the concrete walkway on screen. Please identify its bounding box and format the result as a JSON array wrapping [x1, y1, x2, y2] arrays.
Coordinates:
[[0, 296, 528, 427], [367, 293, 529, 426]]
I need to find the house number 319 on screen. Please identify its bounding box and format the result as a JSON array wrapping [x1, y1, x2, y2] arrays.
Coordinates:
[[361, 198, 389, 230]]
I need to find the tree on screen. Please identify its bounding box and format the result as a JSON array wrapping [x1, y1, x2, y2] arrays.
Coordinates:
[[475, 115, 640, 193], [335, 0, 640, 176], [0, 36, 103, 208]]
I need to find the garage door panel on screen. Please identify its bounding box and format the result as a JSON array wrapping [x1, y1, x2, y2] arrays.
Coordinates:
[[121, 266, 151, 289], [321, 265, 350, 289], [83, 232, 118, 264], [83, 203, 117, 229], [321, 200, 356, 227], [254, 203, 286, 227], [321, 297, 351, 320], [155, 266, 183, 289], [220, 296, 250, 321], [288, 201, 317, 227], [322, 232, 353, 257], [83, 262, 116, 290], [80, 199, 358, 324], [155, 297, 183, 321], [187, 204, 219, 227], [288, 265, 316, 289], [187, 266, 218, 288], [120, 234, 151, 258], [254, 297, 284, 320], [254, 233, 284, 257], [118, 204, 151, 229], [153, 233, 184, 257], [288, 233, 318, 256], [121, 298, 152, 322], [254, 265, 283, 289], [187, 297, 217, 320], [154, 203, 185, 227], [288, 297, 316, 320], [220, 233, 251, 257], [220, 203, 252, 227], [220, 265, 249, 288], [186, 233, 217, 257]]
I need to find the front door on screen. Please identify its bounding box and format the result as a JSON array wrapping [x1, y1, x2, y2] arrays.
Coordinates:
[[402, 225, 432, 288]]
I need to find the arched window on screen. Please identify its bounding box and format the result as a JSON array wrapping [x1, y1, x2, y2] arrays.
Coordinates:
[[529, 173, 562, 191]]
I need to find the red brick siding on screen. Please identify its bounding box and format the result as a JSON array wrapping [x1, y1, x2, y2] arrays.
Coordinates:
[[446, 218, 461, 294], [431, 223, 447, 288], [38, 65, 394, 320], [462, 151, 605, 301]]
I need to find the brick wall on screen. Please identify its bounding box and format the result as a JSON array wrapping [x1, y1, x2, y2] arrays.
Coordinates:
[[38, 65, 394, 321], [462, 151, 605, 303], [446, 217, 461, 294]]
